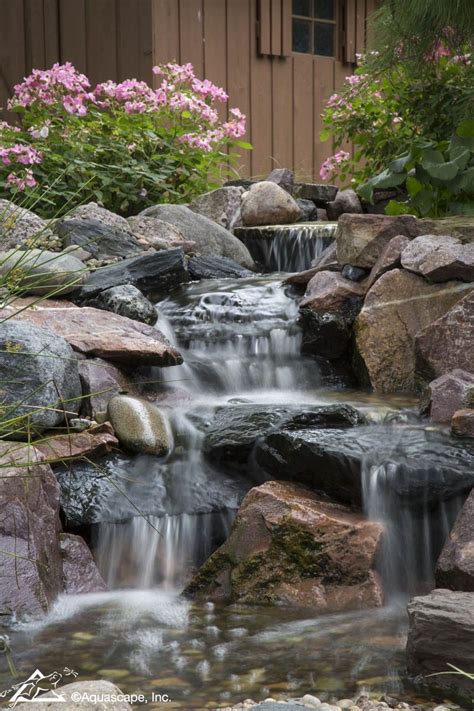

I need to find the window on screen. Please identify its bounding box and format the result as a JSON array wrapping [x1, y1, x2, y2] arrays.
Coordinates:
[[292, 0, 337, 57]]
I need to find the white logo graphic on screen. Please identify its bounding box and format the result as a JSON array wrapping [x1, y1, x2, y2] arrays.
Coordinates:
[[1, 667, 78, 707]]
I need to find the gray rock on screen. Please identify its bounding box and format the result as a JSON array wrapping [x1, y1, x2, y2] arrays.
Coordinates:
[[401, 233, 474, 282], [366, 234, 411, 289], [86, 284, 157, 325], [189, 186, 244, 230], [0, 321, 81, 436], [0, 199, 54, 250], [56, 217, 144, 262], [406, 589, 474, 703], [296, 199, 317, 221], [266, 168, 295, 195], [315, 207, 329, 220], [126, 215, 195, 252], [241, 181, 302, 226], [336, 214, 420, 268], [341, 264, 368, 282], [295, 183, 338, 204], [327, 189, 363, 220], [78, 358, 131, 419], [435, 489, 474, 591], [420, 370, 474, 423], [0, 248, 88, 295], [15, 680, 132, 709], [140, 204, 254, 269], [107, 395, 170, 455], [188, 255, 253, 280], [67, 202, 130, 230], [60, 533, 107, 593]]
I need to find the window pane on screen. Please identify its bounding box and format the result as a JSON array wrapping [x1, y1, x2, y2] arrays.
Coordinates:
[[293, 19, 312, 53], [314, 0, 335, 20], [314, 21, 335, 56], [293, 0, 311, 17]]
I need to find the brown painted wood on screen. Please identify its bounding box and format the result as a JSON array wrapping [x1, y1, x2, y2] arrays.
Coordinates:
[[344, 0, 356, 64], [281, 0, 292, 56], [59, 0, 87, 72], [258, 0, 271, 55], [138, 0, 153, 81], [179, 0, 204, 77], [272, 56, 293, 171], [151, 0, 180, 71], [227, 0, 251, 174], [355, 0, 366, 57], [0, 0, 26, 118], [250, 0, 273, 176], [85, 0, 117, 85], [293, 54, 314, 181], [333, 58, 352, 158], [365, 0, 376, 48], [24, 0, 46, 70], [313, 57, 335, 178], [44, 0, 60, 66], [271, 0, 282, 56], [203, 0, 227, 121]]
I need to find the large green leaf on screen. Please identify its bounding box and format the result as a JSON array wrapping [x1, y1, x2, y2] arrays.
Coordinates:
[[457, 120, 474, 139], [388, 152, 412, 173], [423, 160, 460, 182]]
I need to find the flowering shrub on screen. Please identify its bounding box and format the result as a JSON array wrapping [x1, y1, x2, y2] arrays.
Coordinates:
[[0, 62, 249, 216], [319, 48, 474, 188]]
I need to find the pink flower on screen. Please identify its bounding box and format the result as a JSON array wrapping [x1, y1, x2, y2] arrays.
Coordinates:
[[319, 150, 350, 181]]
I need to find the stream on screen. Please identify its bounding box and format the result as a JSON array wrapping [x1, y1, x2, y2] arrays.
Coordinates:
[[1, 231, 472, 709]]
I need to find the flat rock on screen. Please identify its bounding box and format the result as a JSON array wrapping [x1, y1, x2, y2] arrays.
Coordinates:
[[355, 269, 472, 393], [85, 284, 157, 325], [241, 181, 302, 226], [185, 481, 383, 611], [107, 395, 170, 455], [0, 299, 182, 366], [35, 422, 118, 462], [75, 248, 189, 300], [60, 533, 107, 594], [295, 183, 338, 203], [452, 408, 474, 438], [140, 204, 254, 269], [415, 290, 474, 385], [336, 214, 420, 268], [0, 199, 54, 250], [126, 215, 195, 252], [406, 589, 474, 703], [366, 234, 411, 288], [188, 255, 253, 280], [0, 248, 88, 295], [435, 490, 474, 591], [401, 233, 474, 282], [56, 217, 144, 261], [189, 186, 244, 230], [420, 370, 474, 423]]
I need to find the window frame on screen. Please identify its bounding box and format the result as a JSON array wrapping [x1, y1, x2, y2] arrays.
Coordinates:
[[291, 0, 340, 59]]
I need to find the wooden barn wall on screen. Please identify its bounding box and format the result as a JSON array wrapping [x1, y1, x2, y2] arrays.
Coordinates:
[[0, 0, 152, 120], [152, 0, 377, 180]]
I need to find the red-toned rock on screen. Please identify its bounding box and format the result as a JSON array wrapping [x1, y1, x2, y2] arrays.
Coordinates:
[[420, 370, 474, 423], [336, 214, 420, 268], [366, 234, 411, 288], [78, 358, 133, 419], [415, 290, 474, 385], [60, 533, 107, 594], [35, 422, 118, 462], [435, 490, 474, 591], [185, 481, 383, 611], [0, 298, 182, 366], [401, 233, 474, 283], [300, 270, 366, 313], [451, 408, 474, 438]]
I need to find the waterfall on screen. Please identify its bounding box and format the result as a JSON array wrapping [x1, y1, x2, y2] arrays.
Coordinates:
[[235, 222, 337, 272]]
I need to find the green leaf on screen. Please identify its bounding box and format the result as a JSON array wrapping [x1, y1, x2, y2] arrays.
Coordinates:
[[370, 169, 407, 189], [457, 120, 474, 139], [448, 201, 474, 216], [420, 149, 444, 167], [388, 152, 412, 173], [319, 129, 331, 142], [385, 199, 412, 215], [234, 140, 253, 150], [406, 176, 422, 197], [424, 160, 460, 182]]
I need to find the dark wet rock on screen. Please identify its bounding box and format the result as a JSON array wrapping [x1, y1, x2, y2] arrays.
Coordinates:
[[188, 255, 253, 280], [255, 425, 474, 509], [355, 269, 471, 393], [107, 395, 170, 456], [74, 248, 189, 301], [185, 481, 383, 611], [127, 215, 195, 252], [341, 264, 368, 282], [406, 589, 474, 703], [299, 309, 354, 360], [326, 189, 363, 220], [415, 291, 474, 385], [366, 234, 411, 289], [336, 214, 420, 268], [56, 217, 144, 262], [401, 233, 474, 283], [452, 408, 474, 438], [420, 370, 474, 423], [140, 204, 254, 269], [0, 443, 63, 616], [0, 199, 54, 250], [241, 181, 302, 226], [296, 199, 317, 221], [60, 533, 107, 593], [295, 183, 338, 204], [4, 300, 182, 366], [0, 248, 88, 295], [435, 490, 474, 591], [0, 320, 81, 436], [203, 404, 365, 470], [266, 168, 295, 195], [85, 284, 157, 325], [189, 186, 244, 231]]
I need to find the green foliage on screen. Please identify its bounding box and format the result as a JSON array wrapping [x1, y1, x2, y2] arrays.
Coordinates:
[[358, 121, 474, 217]]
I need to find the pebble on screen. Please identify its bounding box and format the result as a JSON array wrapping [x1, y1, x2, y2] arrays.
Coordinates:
[[301, 695, 322, 708], [338, 702, 355, 710]]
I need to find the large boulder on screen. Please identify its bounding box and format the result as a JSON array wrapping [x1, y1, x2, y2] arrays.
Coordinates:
[[0, 443, 63, 616], [0, 320, 81, 436], [85, 284, 157, 325], [326, 189, 363, 221], [401, 233, 474, 283], [241, 181, 302, 226], [266, 168, 295, 195], [35, 423, 119, 463], [15, 680, 132, 710], [185, 481, 383, 611], [107, 395, 170, 455], [140, 204, 254, 269], [56, 217, 144, 262], [1, 299, 182, 366], [355, 269, 472, 393], [60, 533, 107, 594], [420, 370, 474, 423], [366, 234, 411, 289], [0, 199, 55, 250], [74, 248, 189, 301], [406, 589, 474, 703], [126, 215, 195, 252], [0, 248, 88, 295], [435, 490, 474, 592], [299, 271, 365, 359], [336, 214, 420, 268], [415, 290, 474, 385], [452, 408, 474, 438], [66, 202, 131, 231], [189, 186, 244, 230]]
